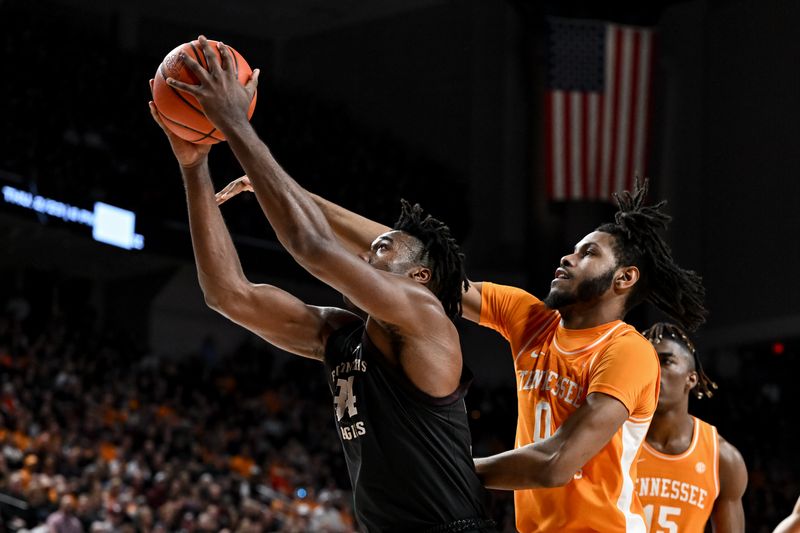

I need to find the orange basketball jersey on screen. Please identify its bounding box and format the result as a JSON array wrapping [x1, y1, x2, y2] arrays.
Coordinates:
[[636, 417, 720, 533], [480, 282, 660, 532]]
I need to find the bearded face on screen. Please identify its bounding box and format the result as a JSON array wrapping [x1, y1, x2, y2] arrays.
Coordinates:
[[543, 265, 616, 310]]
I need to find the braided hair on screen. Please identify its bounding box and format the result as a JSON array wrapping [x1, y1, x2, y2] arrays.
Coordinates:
[[596, 178, 707, 331], [643, 322, 718, 399], [393, 199, 469, 322]]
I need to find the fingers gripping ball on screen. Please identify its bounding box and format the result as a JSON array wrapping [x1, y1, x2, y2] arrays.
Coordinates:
[[152, 39, 257, 144]]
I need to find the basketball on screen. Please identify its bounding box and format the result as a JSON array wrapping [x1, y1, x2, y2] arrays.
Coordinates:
[[152, 38, 257, 144]]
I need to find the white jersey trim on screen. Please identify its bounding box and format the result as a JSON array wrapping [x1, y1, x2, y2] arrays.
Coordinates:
[[712, 425, 720, 496], [618, 419, 650, 532], [642, 417, 700, 461], [552, 322, 626, 355]]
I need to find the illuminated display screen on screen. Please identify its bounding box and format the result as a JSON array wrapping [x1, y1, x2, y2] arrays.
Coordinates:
[[2, 185, 144, 250]]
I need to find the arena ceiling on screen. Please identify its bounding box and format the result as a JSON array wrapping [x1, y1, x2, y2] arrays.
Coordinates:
[[48, 0, 448, 40]]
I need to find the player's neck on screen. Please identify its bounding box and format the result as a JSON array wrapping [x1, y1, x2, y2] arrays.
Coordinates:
[[558, 303, 623, 330], [647, 405, 694, 454]]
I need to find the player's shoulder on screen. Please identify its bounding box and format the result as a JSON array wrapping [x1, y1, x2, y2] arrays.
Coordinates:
[[716, 432, 746, 468], [589, 326, 659, 381], [481, 281, 557, 326], [616, 323, 653, 342], [605, 324, 658, 356], [693, 416, 717, 435], [322, 311, 365, 357], [714, 429, 748, 496], [482, 281, 543, 305]]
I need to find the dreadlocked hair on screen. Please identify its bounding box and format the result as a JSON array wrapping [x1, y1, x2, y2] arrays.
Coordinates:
[[643, 322, 718, 399], [596, 177, 707, 331], [393, 199, 469, 322]]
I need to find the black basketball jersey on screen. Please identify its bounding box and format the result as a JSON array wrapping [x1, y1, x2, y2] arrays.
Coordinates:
[[324, 322, 491, 533]]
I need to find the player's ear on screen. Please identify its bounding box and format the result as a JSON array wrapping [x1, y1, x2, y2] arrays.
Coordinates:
[[410, 266, 431, 285], [686, 371, 699, 393], [615, 266, 640, 290]]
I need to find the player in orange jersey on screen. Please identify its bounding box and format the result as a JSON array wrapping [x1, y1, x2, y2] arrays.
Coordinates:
[[638, 322, 747, 533], [466, 181, 706, 532], [217, 177, 707, 532], [774, 496, 800, 533]]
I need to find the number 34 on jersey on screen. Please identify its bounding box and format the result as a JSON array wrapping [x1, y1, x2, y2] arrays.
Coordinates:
[[334, 376, 367, 441]]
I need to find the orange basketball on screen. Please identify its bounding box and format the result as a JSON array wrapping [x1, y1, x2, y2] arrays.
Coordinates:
[[152, 38, 257, 144]]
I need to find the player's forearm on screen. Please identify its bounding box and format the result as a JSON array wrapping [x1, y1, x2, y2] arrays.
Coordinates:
[[711, 501, 746, 533], [310, 193, 390, 255], [181, 161, 249, 305], [474, 443, 570, 490], [223, 123, 339, 262]]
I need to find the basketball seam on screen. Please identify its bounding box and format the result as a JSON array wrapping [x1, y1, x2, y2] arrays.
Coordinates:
[[158, 112, 223, 142]]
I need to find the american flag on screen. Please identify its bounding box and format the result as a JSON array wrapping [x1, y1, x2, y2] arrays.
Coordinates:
[[544, 17, 655, 201]]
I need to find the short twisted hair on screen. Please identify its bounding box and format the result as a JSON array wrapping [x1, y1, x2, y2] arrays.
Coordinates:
[[393, 200, 469, 322]]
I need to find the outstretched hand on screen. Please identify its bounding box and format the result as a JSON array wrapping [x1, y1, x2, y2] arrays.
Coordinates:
[[215, 176, 253, 206], [149, 79, 211, 169], [165, 35, 259, 133]]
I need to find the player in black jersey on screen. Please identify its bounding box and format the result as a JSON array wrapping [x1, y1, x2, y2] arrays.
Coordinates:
[[149, 36, 493, 533]]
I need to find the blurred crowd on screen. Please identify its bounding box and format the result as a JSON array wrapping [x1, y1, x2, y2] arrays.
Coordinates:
[[0, 274, 361, 532]]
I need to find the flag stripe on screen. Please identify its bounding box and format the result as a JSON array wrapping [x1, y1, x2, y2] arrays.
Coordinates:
[[552, 91, 566, 200], [562, 91, 572, 199], [581, 92, 591, 199], [633, 30, 652, 183], [640, 29, 653, 189], [625, 30, 641, 193], [603, 27, 622, 197], [614, 27, 633, 196], [600, 26, 618, 198], [590, 93, 603, 200], [545, 90, 555, 200], [570, 91, 583, 199]]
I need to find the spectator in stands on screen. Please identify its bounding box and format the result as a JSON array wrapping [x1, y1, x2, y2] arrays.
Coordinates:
[[46, 494, 83, 533]]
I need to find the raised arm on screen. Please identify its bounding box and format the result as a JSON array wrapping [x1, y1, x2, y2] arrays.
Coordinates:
[[310, 192, 390, 255], [216, 175, 486, 322], [216, 176, 390, 256], [167, 37, 448, 335], [710, 436, 748, 533], [148, 99, 356, 360], [474, 392, 629, 489]]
